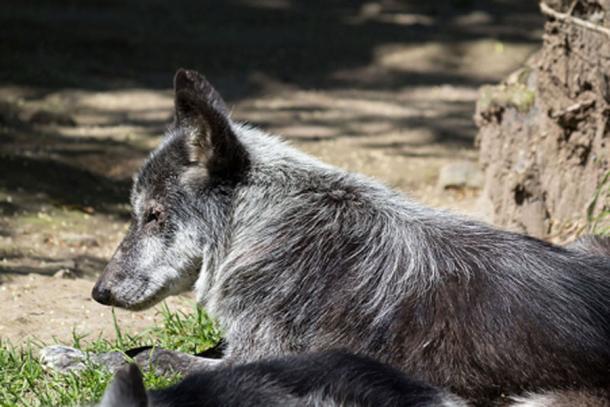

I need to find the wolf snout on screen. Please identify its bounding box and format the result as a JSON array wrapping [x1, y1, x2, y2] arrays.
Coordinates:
[[91, 280, 115, 306]]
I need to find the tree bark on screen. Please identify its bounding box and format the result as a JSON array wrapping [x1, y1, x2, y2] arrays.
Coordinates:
[[475, 0, 610, 239]]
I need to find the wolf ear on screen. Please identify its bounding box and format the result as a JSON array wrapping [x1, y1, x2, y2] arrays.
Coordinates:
[[174, 69, 229, 115], [173, 69, 248, 180], [99, 364, 148, 407]]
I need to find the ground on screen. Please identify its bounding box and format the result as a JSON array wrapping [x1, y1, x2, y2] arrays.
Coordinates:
[[0, 0, 542, 344]]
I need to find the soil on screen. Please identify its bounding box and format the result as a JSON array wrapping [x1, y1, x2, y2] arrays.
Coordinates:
[[0, 0, 543, 345]]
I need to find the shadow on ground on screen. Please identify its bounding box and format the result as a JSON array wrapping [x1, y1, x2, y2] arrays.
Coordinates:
[[0, 0, 543, 214], [0, 252, 107, 279], [0, 0, 546, 340], [0, 0, 542, 277], [2, 0, 541, 93]]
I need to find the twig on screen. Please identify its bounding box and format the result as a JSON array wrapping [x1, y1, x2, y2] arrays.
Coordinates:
[[540, 2, 610, 38], [549, 99, 596, 119], [566, 0, 579, 15]]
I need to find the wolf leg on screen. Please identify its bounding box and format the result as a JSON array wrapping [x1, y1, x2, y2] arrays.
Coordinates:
[[132, 348, 223, 375]]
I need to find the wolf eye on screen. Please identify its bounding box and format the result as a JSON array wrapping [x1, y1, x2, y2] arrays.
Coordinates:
[[144, 207, 162, 225]]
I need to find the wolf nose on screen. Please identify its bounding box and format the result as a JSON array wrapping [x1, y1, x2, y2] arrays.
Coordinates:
[[92, 281, 114, 306]]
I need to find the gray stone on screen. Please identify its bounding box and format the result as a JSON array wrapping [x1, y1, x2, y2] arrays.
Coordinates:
[[437, 161, 483, 190]]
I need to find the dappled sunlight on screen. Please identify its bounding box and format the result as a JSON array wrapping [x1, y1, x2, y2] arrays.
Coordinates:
[[0, 0, 543, 346]]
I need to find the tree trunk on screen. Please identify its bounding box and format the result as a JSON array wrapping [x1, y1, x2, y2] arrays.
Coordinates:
[[475, 0, 610, 240]]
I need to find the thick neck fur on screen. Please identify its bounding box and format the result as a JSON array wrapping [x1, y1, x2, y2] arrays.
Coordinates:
[[202, 124, 445, 308], [205, 123, 487, 292]]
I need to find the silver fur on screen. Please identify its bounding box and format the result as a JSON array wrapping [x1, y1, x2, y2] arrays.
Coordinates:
[[84, 70, 610, 404]]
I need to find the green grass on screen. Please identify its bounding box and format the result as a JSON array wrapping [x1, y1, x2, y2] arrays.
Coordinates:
[[0, 303, 221, 407]]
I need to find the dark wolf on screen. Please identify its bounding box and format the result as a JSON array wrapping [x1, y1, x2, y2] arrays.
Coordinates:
[[72, 69, 610, 404], [98, 351, 466, 407]]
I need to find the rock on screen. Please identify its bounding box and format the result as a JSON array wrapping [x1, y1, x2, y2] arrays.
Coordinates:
[[39, 345, 88, 373], [40, 345, 130, 374], [437, 161, 483, 190]]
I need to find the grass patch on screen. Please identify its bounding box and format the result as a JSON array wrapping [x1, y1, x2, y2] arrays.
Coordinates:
[[0, 303, 221, 407]]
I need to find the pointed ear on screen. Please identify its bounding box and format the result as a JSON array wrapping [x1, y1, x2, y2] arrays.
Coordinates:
[[174, 89, 249, 180], [99, 364, 148, 407], [174, 69, 229, 115]]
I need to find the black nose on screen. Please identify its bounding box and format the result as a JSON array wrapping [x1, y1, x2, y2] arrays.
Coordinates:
[[92, 281, 114, 305]]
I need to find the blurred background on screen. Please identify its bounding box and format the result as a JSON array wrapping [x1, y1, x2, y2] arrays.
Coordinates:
[[0, 0, 547, 343]]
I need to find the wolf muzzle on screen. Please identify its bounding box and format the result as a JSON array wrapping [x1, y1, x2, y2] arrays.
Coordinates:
[[91, 280, 115, 306]]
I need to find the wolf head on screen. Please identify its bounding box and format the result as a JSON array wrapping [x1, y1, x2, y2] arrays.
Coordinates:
[[92, 69, 249, 310]]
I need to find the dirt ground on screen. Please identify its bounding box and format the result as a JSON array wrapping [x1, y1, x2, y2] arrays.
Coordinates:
[[0, 0, 543, 344]]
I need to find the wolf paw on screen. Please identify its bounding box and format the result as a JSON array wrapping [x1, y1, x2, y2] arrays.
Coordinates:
[[39, 345, 88, 373], [133, 348, 220, 376]]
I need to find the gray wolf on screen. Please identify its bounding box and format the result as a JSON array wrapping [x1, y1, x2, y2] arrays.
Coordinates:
[[80, 69, 610, 404], [98, 351, 466, 407]]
